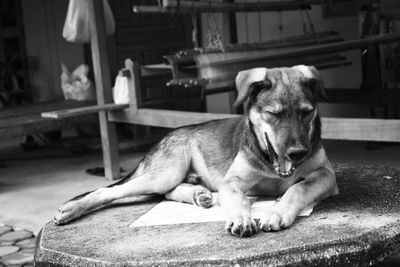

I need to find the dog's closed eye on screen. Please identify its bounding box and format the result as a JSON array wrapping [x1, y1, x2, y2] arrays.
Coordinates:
[[265, 109, 282, 117], [301, 108, 314, 117]]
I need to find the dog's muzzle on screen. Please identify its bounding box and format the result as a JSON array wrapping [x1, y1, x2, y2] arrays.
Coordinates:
[[265, 133, 296, 178]]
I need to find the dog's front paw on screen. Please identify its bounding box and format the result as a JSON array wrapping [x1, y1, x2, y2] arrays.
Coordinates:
[[53, 201, 85, 225], [225, 215, 258, 237], [259, 206, 298, 232], [192, 186, 213, 208]]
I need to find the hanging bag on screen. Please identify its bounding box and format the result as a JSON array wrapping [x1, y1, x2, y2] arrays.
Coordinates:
[[62, 0, 115, 43]]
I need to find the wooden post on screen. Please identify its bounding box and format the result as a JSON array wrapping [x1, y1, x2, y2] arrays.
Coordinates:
[[88, 0, 120, 180], [123, 59, 141, 111]]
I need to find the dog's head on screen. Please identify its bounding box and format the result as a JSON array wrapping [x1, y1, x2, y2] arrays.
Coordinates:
[[235, 65, 325, 178]]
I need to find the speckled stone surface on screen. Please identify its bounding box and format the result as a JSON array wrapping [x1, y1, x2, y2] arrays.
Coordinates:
[[35, 163, 400, 266]]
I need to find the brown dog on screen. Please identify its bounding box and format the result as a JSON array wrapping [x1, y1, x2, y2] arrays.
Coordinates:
[[54, 65, 338, 238]]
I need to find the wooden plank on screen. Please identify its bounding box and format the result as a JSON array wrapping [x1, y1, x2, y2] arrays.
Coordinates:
[[324, 88, 400, 106], [0, 101, 93, 119], [322, 118, 400, 142], [0, 101, 96, 138], [0, 113, 95, 130], [124, 59, 140, 110], [0, 116, 95, 139], [110, 108, 239, 128], [200, 33, 400, 68], [88, 0, 120, 180], [1, 113, 58, 129], [109, 108, 400, 142], [140, 63, 172, 77], [41, 103, 129, 119], [133, 0, 320, 13]]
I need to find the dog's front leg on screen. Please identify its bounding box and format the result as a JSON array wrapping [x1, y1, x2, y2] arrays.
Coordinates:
[[219, 176, 258, 237], [259, 165, 338, 231], [219, 152, 261, 237]]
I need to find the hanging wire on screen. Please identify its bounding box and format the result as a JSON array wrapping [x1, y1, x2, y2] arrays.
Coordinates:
[[244, 0, 249, 43], [201, 84, 206, 102], [303, 7, 316, 37], [257, 0, 262, 41], [299, 8, 307, 34], [278, 10, 283, 32]]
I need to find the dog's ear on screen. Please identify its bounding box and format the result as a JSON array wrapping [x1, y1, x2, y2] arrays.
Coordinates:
[[234, 68, 270, 108], [293, 65, 328, 101]]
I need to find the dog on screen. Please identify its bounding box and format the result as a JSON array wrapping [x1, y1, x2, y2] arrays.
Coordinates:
[[54, 65, 338, 238]]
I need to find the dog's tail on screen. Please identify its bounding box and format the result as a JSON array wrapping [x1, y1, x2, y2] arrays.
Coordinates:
[[65, 167, 138, 203]]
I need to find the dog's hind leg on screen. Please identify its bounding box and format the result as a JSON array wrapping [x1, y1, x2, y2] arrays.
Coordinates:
[[54, 170, 187, 225], [165, 183, 213, 208], [54, 140, 191, 225]]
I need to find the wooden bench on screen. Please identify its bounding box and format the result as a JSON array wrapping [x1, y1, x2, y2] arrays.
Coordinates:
[[0, 101, 95, 139]]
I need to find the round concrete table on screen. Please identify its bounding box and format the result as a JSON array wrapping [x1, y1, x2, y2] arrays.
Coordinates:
[[34, 163, 400, 266]]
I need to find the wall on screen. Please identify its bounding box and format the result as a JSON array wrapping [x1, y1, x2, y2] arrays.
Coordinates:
[[21, 0, 85, 102]]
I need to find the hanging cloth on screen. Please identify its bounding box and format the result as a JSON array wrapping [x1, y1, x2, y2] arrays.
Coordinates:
[[62, 0, 115, 43]]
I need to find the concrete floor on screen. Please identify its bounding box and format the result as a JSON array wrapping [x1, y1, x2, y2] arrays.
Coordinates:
[[0, 136, 399, 236], [0, 137, 145, 234]]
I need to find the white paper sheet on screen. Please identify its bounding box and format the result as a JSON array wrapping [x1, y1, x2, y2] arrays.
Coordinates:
[[130, 194, 313, 228]]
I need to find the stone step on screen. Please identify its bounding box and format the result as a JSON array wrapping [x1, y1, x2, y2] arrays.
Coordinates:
[[20, 247, 35, 254], [0, 226, 12, 236], [0, 241, 15, 246], [0, 246, 19, 257], [15, 238, 36, 249], [0, 251, 34, 266], [0, 230, 33, 242]]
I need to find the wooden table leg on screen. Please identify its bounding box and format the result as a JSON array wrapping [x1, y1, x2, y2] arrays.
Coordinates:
[[88, 0, 120, 180]]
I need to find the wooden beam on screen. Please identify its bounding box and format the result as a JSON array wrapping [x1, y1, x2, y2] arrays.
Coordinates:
[[88, 0, 120, 180], [124, 59, 141, 110], [41, 103, 129, 119], [133, 0, 320, 13], [140, 63, 172, 77], [322, 118, 400, 142], [109, 108, 400, 142], [0, 101, 92, 119], [109, 108, 238, 128], [324, 88, 400, 106], [0, 116, 95, 139]]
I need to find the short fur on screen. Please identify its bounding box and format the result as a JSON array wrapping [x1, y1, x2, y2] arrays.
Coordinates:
[[54, 65, 338, 238]]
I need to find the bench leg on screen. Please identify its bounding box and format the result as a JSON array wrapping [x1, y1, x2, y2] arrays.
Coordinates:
[[99, 111, 120, 180], [89, 0, 120, 180]]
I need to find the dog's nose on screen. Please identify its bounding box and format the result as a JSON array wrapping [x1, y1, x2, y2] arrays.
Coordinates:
[[286, 146, 308, 162]]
